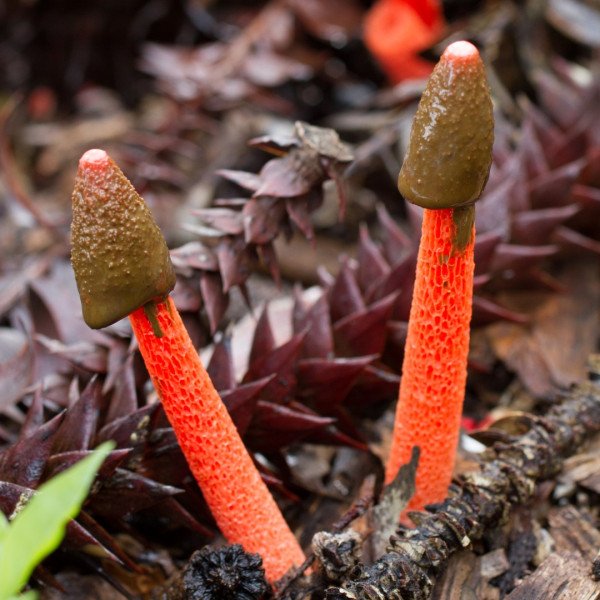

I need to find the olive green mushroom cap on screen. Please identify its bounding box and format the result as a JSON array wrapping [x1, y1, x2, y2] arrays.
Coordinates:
[[71, 149, 176, 329], [397, 40, 494, 210]]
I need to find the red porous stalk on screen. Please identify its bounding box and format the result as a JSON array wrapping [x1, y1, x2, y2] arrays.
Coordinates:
[[385, 209, 474, 510]]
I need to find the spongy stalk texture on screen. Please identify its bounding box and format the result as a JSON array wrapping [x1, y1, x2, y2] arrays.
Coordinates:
[[129, 297, 305, 581], [385, 208, 474, 513]]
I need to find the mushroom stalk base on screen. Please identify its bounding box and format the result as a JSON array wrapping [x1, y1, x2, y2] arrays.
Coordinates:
[[129, 297, 305, 582]]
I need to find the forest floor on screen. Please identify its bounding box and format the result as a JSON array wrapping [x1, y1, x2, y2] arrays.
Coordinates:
[[2, 1, 600, 598]]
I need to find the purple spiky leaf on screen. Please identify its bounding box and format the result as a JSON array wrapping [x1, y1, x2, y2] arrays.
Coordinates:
[[547, 125, 589, 168], [328, 258, 365, 323], [217, 235, 254, 293], [170, 241, 219, 272], [292, 287, 333, 359], [285, 194, 319, 243], [569, 184, 600, 213], [207, 335, 236, 391], [553, 225, 600, 255], [217, 169, 262, 192], [221, 376, 274, 436], [63, 518, 125, 565], [256, 466, 300, 502], [134, 428, 194, 489], [301, 412, 368, 450], [86, 469, 183, 518], [136, 497, 213, 537], [476, 178, 512, 237], [344, 364, 401, 406], [322, 158, 347, 220], [244, 400, 337, 453], [357, 223, 391, 293], [520, 100, 564, 155], [43, 449, 130, 483], [102, 337, 129, 394], [105, 354, 138, 423], [0, 412, 65, 488], [333, 293, 397, 357], [295, 355, 376, 413], [363, 255, 414, 321], [474, 230, 504, 276], [95, 403, 159, 448], [528, 159, 585, 208], [490, 243, 559, 273], [20, 387, 45, 439], [35, 336, 109, 374], [251, 121, 352, 201], [527, 267, 567, 292], [0, 481, 34, 516], [257, 242, 281, 287], [191, 207, 245, 236], [200, 271, 229, 334], [248, 132, 299, 155], [254, 151, 323, 199], [376, 204, 413, 261], [75, 511, 142, 571], [520, 118, 550, 179], [248, 305, 277, 366], [52, 377, 103, 454], [534, 68, 582, 129], [511, 205, 580, 245], [471, 295, 529, 327], [242, 196, 287, 244], [243, 333, 305, 404]]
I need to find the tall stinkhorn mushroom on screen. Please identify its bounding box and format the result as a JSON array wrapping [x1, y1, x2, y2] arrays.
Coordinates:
[[70, 149, 305, 582], [385, 41, 494, 515], [363, 0, 445, 83]]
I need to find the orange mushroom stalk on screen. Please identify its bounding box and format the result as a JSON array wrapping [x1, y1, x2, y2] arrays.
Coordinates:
[[363, 0, 445, 83], [70, 149, 305, 582], [385, 41, 494, 516]]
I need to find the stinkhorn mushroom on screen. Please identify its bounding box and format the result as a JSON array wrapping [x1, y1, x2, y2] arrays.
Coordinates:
[[385, 41, 494, 515], [363, 0, 445, 83], [70, 149, 305, 582]]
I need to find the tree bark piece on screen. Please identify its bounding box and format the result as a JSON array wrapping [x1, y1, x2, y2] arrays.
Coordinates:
[[548, 504, 600, 561], [504, 552, 599, 600]]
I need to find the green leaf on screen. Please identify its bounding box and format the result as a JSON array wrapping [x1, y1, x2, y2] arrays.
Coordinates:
[[0, 441, 115, 599], [0, 511, 9, 536], [7, 593, 37, 600]]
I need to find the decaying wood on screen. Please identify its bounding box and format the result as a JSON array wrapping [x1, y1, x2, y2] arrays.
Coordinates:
[[548, 504, 600, 562], [325, 356, 600, 599], [504, 552, 599, 600], [428, 548, 507, 600]]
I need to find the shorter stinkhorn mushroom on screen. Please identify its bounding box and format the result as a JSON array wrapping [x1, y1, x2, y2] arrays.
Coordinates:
[[363, 0, 445, 83], [385, 41, 494, 516], [70, 149, 305, 582]]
